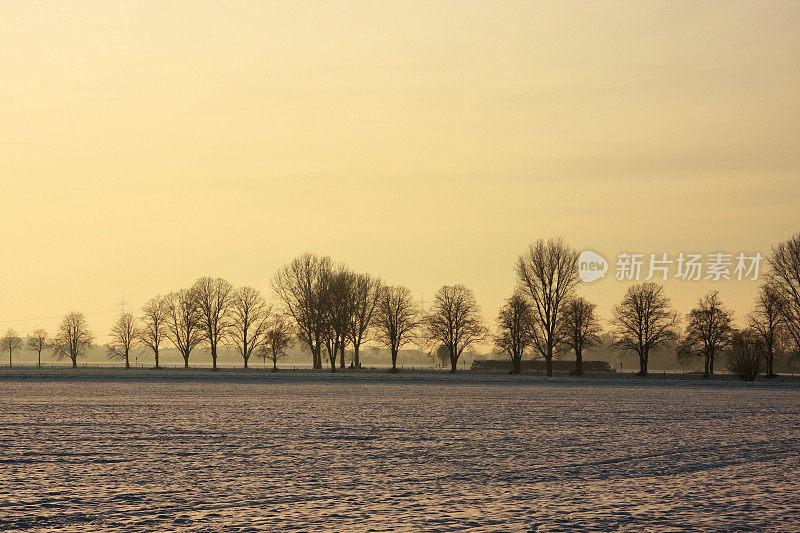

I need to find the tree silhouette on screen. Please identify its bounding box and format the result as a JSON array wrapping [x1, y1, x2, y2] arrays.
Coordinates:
[[374, 285, 419, 372], [140, 296, 169, 369], [107, 312, 138, 369], [0, 329, 23, 367], [261, 315, 294, 371], [166, 288, 203, 368], [423, 284, 486, 373], [612, 282, 679, 376], [193, 277, 234, 370], [677, 291, 733, 376], [27, 329, 49, 368], [493, 291, 535, 374], [52, 312, 94, 368], [747, 284, 785, 378], [229, 286, 270, 369], [515, 238, 580, 377], [273, 253, 332, 369], [559, 296, 602, 375]]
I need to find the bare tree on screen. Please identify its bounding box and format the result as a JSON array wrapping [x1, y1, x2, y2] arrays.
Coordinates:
[[493, 291, 535, 374], [423, 284, 486, 373], [321, 266, 356, 371], [107, 312, 138, 369], [140, 295, 169, 369], [260, 315, 294, 371], [27, 329, 49, 368], [766, 233, 800, 353], [515, 237, 580, 377], [0, 329, 23, 367], [272, 253, 333, 369], [193, 277, 235, 370], [612, 282, 679, 376], [559, 296, 602, 375], [747, 284, 785, 378], [166, 288, 204, 368], [677, 291, 734, 377], [374, 285, 419, 372], [347, 272, 381, 369], [229, 286, 270, 369], [726, 329, 762, 382], [52, 312, 94, 368]]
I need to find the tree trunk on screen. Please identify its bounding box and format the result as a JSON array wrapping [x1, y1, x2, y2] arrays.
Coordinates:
[[450, 356, 458, 373], [272, 358, 278, 371], [391, 350, 398, 372], [184, 355, 189, 368], [8, 348, 11, 367], [125, 350, 130, 369], [574, 348, 583, 375], [638, 351, 648, 376], [353, 344, 361, 368], [211, 345, 218, 370], [510, 355, 521, 374], [546, 343, 553, 377], [154, 348, 160, 369], [767, 348, 775, 377], [71, 356, 77, 368], [38, 350, 41, 368], [243, 356, 248, 369], [339, 339, 345, 369], [709, 354, 714, 375]]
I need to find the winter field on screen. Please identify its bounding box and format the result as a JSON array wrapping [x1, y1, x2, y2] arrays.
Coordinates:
[[1, 369, 799, 532]]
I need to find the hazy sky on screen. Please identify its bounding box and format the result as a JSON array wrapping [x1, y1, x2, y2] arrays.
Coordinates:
[[1, 1, 799, 344]]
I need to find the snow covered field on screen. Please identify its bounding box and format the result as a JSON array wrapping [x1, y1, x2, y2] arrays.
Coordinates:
[[1, 370, 799, 532]]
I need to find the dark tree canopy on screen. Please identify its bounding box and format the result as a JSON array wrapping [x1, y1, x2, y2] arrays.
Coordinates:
[[559, 296, 602, 375], [515, 237, 580, 376], [107, 312, 138, 369], [612, 282, 679, 376], [374, 285, 419, 372], [140, 296, 169, 369], [52, 312, 94, 368], [677, 291, 734, 376], [493, 291, 535, 374], [423, 284, 486, 373]]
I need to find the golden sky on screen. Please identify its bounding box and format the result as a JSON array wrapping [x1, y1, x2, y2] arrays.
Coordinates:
[[1, 1, 799, 342]]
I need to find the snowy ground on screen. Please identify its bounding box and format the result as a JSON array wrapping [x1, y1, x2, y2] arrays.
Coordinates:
[[1, 370, 799, 532]]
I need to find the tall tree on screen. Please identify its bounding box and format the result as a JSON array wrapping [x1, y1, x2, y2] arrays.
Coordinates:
[[423, 284, 486, 373], [193, 277, 235, 370], [515, 237, 580, 377], [166, 288, 204, 368], [347, 272, 381, 369], [0, 329, 23, 367], [321, 266, 356, 371], [229, 286, 270, 369], [677, 291, 734, 376], [612, 282, 679, 376], [107, 312, 138, 369], [52, 312, 94, 368], [374, 285, 419, 372], [27, 329, 49, 368], [140, 295, 169, 369], [493, 291, 535, 374], [766, 233, 800, 353], [559, 296, 603, 375], [261, 315, 294, 371], [747, 284, 785, 378], [272, 253, 332, 369]]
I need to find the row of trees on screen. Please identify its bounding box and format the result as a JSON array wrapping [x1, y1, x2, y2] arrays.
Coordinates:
[[4, 233, 800, 380]]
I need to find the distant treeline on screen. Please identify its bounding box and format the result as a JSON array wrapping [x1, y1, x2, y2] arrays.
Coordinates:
[[4, 234, 800, 382]]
